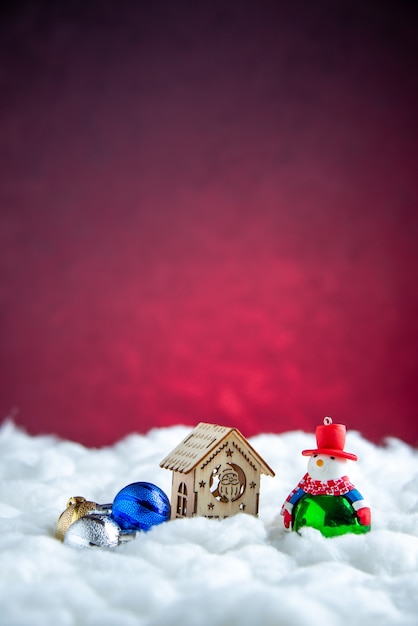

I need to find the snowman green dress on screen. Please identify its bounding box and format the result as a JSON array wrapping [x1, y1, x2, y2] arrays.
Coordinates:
[[281, 418, 371, 537]]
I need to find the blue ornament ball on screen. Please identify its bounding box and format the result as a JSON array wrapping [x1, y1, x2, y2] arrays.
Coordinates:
[[111, 482, 171, 532]]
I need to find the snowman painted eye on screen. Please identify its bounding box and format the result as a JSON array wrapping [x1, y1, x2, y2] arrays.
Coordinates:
[[313, 454, 318, 458], [330, 456, 335, 460]]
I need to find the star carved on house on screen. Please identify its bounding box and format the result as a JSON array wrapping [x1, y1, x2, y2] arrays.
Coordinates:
[[249, 481, 256, 489], [199, 481, 206, 488], [208, 502, 215, 510], [226, 449, 233, 457]]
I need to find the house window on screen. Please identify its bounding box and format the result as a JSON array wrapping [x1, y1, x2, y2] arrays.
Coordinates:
[[176, 482, 188, 517]]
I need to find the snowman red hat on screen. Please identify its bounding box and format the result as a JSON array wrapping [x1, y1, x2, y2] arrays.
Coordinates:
[[302, 416, 358, 461]]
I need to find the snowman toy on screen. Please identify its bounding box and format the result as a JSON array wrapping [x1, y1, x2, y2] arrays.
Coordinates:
[[281, 417, 371, 537]]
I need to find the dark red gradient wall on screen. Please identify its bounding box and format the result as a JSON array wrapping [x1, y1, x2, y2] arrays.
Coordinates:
[[1, 1, 417, 447]]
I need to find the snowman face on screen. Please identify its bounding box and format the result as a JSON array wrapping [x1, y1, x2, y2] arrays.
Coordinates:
[[307, 454, 347, 481]]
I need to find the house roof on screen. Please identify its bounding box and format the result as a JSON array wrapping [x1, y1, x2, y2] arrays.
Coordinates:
[[159, 422, 275, 476]]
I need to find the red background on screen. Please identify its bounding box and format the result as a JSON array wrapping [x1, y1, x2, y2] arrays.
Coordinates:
[[1, 1, 417, 447]]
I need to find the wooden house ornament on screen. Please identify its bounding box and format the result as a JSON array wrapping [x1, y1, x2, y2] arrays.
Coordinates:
[[160, 422, 275, 520]]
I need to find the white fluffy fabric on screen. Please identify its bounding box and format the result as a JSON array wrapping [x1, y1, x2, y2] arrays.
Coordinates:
[[1, 421, 418, 626]]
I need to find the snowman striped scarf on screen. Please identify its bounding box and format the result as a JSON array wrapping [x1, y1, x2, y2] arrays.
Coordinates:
[[289, 473, 356, 498]]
